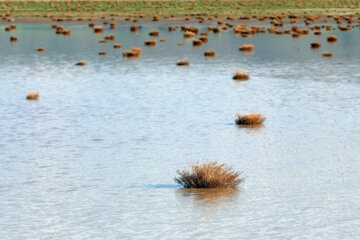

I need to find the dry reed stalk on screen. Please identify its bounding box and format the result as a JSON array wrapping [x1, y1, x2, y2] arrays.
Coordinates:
[[235, 113, 266, 125], [26, 92, 39, 101], [233, 71, 250, 80], [174, 161, 244, 188]]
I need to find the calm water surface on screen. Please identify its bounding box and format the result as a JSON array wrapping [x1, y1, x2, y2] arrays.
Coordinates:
[[0, 23, 360, 239]]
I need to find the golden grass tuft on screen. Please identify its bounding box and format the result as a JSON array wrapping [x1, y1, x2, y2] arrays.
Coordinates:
[[310, 42, 321, 49], [235, 113, 266, 125], [192, 39, 202, 47], [177, 61, 189, 66], [75, 61, 86, 66], [93, 26, 104, 33], [113, 43, 122, 49], [174, 161, 244, 188], [239, 44, 254, 51], [36, 47, 45, 52], [327, 35, 338, 43], [123, 48, 142, 58], [204, 50, 216, 57], [322, 52, 333, 57], [232, 71, 250, 81], [144, 40, 156, 47], [10, 35, 17, 42], [26, 92, 39, 101], [149, 30, 160, 37]]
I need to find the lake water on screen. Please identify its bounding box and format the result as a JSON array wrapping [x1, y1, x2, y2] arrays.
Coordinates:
[[0, 22, 360, 239]]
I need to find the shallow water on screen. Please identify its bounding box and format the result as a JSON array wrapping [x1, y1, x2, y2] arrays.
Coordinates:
[[0, 23, 360, 239]]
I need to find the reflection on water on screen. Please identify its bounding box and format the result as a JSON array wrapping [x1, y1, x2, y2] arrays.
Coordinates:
[[177, 188, 240, 206]]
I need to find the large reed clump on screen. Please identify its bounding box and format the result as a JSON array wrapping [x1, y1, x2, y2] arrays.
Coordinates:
[[235, 113, 266, 125], [174, 161, 244, 188]]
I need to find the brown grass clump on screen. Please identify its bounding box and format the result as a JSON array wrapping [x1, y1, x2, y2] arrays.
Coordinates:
[[322, 52, 333, 57], [149, 30, 159, 37], [144, 40, 156, 47], [327, 35, 338, 43], [130, 25, 138, 32], [75, 61, 86, 66], [36, 47, 45, 52], [177, 61, 189, 66], [204, 50, 216, 57], [235, 113, 266, 125], [10, 36, 17, 42], [123, 48, 142, 58], [193, 39, 202, 47], [174, 161, 244, 188], [113, 44, 122, 49], [26, 92, 39, 101], [232, 71, 250, 81], [239, 44, 254, 51], [310, 42, 321, 49], [93, 26, 104, 33]]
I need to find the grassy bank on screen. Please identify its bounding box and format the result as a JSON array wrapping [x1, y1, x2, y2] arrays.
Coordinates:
[[0, 0, 359, 19]]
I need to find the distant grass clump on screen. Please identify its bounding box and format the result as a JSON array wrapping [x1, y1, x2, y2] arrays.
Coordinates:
[[174, 161, 244, 188], [235, 113, 266, 125]]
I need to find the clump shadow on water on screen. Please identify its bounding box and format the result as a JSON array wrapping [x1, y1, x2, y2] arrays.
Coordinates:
[[176, 188, 240, 207]]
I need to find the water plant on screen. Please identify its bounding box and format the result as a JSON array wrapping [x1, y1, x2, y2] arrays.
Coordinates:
[[235, 113, 266, 125], [174, 161, 244, 188], [26, 92, 39, 101], [176, 61, 189, 66], [233, 71, 250, 80]]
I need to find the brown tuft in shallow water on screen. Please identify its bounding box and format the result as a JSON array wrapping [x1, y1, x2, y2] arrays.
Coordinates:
[[174, 161, 244, 188], [233, 71, 250, 80], [310, 42, 321, 49], [75, 61, 86, 66], [235, 113, 266, 125], [177, 61, 189, 66], [26, 92, 39, 101], [204, 50, 216, 57]]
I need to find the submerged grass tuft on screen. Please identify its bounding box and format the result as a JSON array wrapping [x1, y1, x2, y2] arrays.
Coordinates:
[[175, 161, 244, 188]]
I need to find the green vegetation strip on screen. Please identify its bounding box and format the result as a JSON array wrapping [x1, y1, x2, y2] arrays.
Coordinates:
[[0, 0, 359, 17]]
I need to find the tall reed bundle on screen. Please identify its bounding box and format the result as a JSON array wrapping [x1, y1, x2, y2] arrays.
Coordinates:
[[175, 161, 244, 188], [235, 113, 266, 125]]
